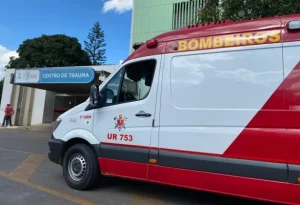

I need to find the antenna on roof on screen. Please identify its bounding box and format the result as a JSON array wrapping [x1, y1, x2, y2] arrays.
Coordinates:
[[132, 42, 144, 50]]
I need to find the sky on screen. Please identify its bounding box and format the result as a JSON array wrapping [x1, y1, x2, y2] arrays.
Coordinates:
[[0, 0, 133, 79]]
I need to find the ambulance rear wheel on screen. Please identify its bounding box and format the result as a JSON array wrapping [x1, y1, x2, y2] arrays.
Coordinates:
[[62, 143, 100, 190]]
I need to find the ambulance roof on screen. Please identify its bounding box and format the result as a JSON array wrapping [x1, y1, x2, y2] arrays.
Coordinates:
[[124, 13, 300, 63]]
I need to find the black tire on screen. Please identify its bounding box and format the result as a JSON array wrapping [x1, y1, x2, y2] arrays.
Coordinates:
[[62, 143, 100, 190]]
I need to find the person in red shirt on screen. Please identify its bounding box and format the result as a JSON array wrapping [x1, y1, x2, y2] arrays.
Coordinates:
[[2, 104, 14, 127]]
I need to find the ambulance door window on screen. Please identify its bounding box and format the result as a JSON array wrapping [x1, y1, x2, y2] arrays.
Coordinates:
[[118, 59, 156, 104], [101, 68, 124, 106]]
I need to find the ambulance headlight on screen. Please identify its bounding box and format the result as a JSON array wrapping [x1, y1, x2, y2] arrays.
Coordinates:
[[53, 118, 62, 132]]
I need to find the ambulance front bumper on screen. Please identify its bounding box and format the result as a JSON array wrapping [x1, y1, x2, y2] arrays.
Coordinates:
[[48, 135, 65, 165]]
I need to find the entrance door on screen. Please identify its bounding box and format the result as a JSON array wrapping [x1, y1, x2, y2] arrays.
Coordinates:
[[93, 56, 161, 180]]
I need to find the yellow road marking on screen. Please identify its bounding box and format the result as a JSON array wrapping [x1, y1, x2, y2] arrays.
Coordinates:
[[131, 191, 165, 205], [1, 147, 164, 205], [0, 171, 99, 205], [1, 153, 100, 205], [9, 153, 45, 181]]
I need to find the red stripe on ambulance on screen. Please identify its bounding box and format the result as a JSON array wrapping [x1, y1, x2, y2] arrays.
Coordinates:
[[224, 62, 300, 164]]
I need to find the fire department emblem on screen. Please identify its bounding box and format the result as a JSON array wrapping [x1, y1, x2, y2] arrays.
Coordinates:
[[114, 114, 127, 131]]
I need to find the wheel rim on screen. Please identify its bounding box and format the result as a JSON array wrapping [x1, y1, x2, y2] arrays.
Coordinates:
[[68, 154, 87, 182]]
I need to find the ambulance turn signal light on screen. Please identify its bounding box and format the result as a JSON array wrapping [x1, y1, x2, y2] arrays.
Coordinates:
[[149, 158, 157, 164], [288, 21, 300, 30], [146, 39, 158, 49], [297, 177, 300, 183]]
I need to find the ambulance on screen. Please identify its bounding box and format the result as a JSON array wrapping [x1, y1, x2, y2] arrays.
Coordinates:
[[48, 13, 300, 205]]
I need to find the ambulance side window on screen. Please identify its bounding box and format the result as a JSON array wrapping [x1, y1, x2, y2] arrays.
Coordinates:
[[100, 59, 156, 107], [101, 68, 124, 106], [118, 59, 156, 104]]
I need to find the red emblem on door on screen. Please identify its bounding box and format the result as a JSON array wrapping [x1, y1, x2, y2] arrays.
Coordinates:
[[114, 114, 127, 131]]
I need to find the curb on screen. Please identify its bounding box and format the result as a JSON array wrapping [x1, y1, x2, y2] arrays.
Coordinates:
[[0, 126, 20, 129], [0, 124, 53, 133]]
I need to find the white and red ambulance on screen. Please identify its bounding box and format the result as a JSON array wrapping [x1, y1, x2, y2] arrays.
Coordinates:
[[48, 13, 300, 205]]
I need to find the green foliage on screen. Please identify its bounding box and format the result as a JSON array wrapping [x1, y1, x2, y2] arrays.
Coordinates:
[[197, 0, 220, 23], [6, 34, 91, 69], [198, 0, 300, 23], [84, 22, 106, 65]]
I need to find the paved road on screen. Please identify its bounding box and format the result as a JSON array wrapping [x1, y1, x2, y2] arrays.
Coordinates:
[[0, 129, 275, 205]]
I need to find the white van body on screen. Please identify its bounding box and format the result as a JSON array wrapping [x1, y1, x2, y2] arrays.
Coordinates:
[[48, 14, 300, 205]]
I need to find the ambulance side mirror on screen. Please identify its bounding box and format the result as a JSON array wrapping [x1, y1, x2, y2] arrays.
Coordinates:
[[89, 85, 101, 107]]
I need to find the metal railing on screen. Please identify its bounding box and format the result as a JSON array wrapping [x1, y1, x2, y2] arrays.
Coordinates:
[[172, 0, 221, 30], [172, 0, 207, 30]]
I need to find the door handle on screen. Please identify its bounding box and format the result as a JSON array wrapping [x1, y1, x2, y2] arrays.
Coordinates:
[[135, 111, 151, 117]]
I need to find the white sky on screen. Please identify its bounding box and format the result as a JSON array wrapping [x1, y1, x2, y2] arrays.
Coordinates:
[[0, 45, 18, 80], [0, 0, 133, 80], [103, 0, 133, 14]]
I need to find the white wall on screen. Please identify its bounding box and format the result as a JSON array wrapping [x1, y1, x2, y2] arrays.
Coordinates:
[[0, 69, 15, 121], [31, 89, 47, 125], [91, 65, 120, 73], [43, 91, 56, 123], [30, 89, 56, 125], [74, 65, 119, 73]]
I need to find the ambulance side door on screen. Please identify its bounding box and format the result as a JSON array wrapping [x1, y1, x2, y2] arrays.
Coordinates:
[[93, 55, 161, 180]]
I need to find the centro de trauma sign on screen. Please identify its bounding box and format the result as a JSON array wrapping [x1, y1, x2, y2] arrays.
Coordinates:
[[42, 72, 90, 79], [14, 67, 95, 84]]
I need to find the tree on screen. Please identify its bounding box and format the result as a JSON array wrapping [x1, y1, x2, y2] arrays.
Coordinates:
[[6, 34, 91, 69], [197, 0, 300, 23], [197, 0, 220, 23], [84, 22, 106, 65]]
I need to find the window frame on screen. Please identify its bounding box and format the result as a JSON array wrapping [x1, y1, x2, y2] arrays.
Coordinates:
[[101, 66, 125, 107], [100, 59, 157, 108]]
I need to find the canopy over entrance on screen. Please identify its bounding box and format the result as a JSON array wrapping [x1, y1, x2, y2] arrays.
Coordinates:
[[10, 67, 112, 94]]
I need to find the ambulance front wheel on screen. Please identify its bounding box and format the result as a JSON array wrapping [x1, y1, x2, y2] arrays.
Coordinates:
[[62, 143, 100, 190]]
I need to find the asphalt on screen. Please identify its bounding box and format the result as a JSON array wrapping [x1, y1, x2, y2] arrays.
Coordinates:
[[0, 128, 276, 205]]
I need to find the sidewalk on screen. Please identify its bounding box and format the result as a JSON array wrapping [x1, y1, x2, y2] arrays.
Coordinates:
[[22, 123, 53, 133], [0, 123, 53, 133], [0, 126, 19, 129]]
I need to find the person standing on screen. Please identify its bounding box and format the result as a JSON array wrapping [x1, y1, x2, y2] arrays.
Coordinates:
[[2, 104, 14, 127]]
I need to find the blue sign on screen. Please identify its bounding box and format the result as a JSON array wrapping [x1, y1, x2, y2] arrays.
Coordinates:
[[14, 67, 95, 84], [39, 67, 95, 84]]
